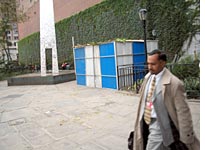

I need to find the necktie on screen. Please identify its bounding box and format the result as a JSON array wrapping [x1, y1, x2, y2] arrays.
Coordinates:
[[144, 75, 156, 125]]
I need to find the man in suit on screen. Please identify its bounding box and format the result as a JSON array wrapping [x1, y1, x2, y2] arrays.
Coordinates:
[[133, 49, 199, 150]]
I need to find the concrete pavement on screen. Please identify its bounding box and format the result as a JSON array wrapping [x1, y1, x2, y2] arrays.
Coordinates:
[[0, 80, 200, 150]]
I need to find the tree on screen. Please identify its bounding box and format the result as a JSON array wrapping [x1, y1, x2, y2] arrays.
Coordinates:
[[0, 0, 27, 63], [141, 0, 200, 62]]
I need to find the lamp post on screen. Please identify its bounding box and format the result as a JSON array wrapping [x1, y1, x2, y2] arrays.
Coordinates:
[[139, 9, 148, 63]]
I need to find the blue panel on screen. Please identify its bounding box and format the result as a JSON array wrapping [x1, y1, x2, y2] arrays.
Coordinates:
[[133, 54, 146, 65], [102, 77, 117, 89], [76, 75, 86, 85], [132, 42, 144, 53], [75, 59, 86, 74], [99, 42, 117, 89], [74, 47, 85, 58], [99, 42, 114, 56], [100, 57, 116, 75], [75, 47, 86, 86], [132, 42, 146, 82], [132, 42, 146, 65]]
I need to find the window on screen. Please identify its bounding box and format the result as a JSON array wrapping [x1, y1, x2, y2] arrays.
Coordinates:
[[12, 23, 17, 29], [7, 41, 12, 46], [14, 29, 18, 34], [7, 36, 11, 40], [14, 36, 19, 40], [6, 31, 11, 35]]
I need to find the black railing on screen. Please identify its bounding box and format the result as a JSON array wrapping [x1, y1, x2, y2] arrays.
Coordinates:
[[117, 64, 148, 93]]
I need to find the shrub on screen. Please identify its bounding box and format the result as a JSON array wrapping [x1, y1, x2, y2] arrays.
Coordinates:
[[170, 54, 200, 99]]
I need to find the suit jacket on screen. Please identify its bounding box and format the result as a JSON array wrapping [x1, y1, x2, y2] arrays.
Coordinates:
[[133, 68, 200, 150]]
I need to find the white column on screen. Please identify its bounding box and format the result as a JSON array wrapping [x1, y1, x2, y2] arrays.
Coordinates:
[[40, 0, 59, 76]]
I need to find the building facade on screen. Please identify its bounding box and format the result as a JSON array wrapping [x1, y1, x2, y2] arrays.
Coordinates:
[[0, 22, 19, 63], [0, 0, 102, 62], [17, 0, 103, 39]]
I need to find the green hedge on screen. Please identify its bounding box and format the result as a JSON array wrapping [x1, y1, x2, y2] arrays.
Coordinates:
[[18, 32, 40, 65]]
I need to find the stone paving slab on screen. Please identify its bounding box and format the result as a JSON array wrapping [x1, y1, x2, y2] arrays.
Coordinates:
[[0, 80, 200, 150]]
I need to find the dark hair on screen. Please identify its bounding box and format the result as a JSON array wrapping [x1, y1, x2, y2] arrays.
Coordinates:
[[148, 49, 167, 61]]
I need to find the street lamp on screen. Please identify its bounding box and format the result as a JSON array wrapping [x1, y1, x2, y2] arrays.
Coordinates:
[[139, 9, 148, 63]]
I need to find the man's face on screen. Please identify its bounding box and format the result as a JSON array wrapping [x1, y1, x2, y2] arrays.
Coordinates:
[[147, 54, 165, 75]]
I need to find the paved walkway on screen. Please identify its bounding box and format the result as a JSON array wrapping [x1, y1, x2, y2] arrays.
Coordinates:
[[0, 80, 200, 150]]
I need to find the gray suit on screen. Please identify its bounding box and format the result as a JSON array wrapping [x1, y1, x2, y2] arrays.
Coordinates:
[[133, 68, 200, 150]]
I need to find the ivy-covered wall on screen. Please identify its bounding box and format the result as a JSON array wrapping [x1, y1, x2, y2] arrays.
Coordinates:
[[18, 0, 143, 65], [18, 0, 199, 65], [18, 32, 40, 65]]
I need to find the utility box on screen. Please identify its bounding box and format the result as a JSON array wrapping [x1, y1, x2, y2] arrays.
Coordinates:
[[74, 40, 158, 90]]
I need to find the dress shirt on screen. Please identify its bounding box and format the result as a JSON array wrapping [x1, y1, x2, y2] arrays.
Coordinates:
[[144, 68, 165, 118]]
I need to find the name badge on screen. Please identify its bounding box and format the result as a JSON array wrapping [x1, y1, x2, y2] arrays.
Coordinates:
[[146, 101, 153, 109]]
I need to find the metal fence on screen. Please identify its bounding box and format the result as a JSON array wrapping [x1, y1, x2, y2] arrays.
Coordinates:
[[117, 64, 148, 93], [117, 63, 200, 99]]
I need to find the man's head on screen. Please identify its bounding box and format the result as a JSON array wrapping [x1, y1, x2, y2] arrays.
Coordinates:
[[147, 49, 167, 75]]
